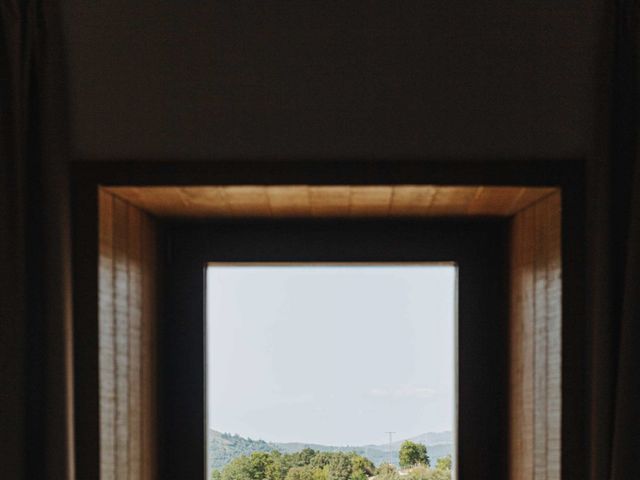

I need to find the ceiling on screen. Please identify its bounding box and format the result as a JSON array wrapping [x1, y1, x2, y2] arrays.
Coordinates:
[[104, 185, 556, 219]]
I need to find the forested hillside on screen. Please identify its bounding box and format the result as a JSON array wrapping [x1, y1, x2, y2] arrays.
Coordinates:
[[208, 431, 453, 470], [209, 442, 452, 480]]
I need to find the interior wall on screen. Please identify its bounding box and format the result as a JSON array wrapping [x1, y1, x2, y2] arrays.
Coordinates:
[[64, 1, 604, 160], [509, 192, 562, 480], [61, 2, 603, 477], [98, 190, 158, 480]]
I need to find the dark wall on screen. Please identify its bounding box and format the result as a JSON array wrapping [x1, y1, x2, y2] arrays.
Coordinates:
[[64, 1, 605, 160]]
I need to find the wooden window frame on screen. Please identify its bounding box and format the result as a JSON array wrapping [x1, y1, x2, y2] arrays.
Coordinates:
[[71, 160, 586, 480]]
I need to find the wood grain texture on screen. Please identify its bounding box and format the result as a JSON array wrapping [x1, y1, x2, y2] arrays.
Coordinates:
[[509, 192, 562, 480], [105, 186, 555, 219], [99, 190, 158, 480]]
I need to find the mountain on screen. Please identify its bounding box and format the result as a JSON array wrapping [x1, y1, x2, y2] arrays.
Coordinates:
[[400, 431, 453, 447], [208, 430, 453, 470]]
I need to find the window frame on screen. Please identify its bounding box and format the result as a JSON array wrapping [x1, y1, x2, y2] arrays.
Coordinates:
[[164, 218, 509, 480], [71, 160, 587, 480]]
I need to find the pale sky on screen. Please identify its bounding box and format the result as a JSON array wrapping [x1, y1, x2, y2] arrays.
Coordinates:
[[206, 265, 456, 446]]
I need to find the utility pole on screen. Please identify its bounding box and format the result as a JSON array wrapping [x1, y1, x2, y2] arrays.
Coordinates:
[[384, 432, 395, 466]]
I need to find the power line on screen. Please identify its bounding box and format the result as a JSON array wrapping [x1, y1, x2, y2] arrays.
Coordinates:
[[384, 432, 395, 466]]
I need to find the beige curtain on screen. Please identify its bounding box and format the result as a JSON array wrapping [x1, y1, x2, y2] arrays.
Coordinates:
[[0, 1, 73, 479]]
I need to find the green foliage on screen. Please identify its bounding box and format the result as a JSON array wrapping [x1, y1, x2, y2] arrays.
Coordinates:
[[375, 464, 396, 476], [310, 452, 334, 469], [210, 430, 453, 471], [406, 465, 430, 480], [210, 431, 277, 469], [266, 451, 287, 480], [398, 441, 429, 468], [217, 448, 377, 480], [220, 451, 277, 480], [434, 455, 451, 472], [405, 456, 452, 480], [375, 464, 399, 480], [405, 465, 449, 480], [221, 455, 253, 480], [325, 453, 353, 480], [349, 453, 375, 477], [286, 466, 318, 480], [213, 441, 450, 480]]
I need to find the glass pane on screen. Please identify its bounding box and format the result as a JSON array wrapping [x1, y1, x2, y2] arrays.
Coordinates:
[[206, 265, 457, 480]]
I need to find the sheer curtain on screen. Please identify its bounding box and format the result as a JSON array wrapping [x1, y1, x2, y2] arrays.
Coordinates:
[[0, 1, 73, 479]]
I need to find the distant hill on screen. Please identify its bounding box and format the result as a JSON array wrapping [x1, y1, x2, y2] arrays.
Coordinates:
[[209, 430, 453, 470]]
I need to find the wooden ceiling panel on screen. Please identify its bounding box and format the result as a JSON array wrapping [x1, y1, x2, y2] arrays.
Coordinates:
[[389, 186, 437, 215], [267, 186, 311, 217], [104, 185, 556, 219], [222, 186, 271, 216], [309, 186, 351, 217], [468, 187, 526, 216], [429, 187, 481, 215], [349, 186, 393, 216]]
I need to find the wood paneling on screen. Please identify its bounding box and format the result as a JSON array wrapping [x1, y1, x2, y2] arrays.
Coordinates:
[[510, 192, 562, 480], [98, 182, 562, 480], [105, 186, 555, 219], [99, 190, 158, 480]]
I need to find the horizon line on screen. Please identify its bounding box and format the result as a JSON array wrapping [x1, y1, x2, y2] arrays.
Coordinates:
[[208, 428, 454, 447]]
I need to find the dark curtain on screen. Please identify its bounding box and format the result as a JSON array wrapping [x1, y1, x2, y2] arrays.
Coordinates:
[[609, 0, 640, 478], [0, 1, 73, 479], [589, 1, 640, 479]]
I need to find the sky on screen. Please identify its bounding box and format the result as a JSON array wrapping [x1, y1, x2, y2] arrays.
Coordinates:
[[206, 265, 456, 446]]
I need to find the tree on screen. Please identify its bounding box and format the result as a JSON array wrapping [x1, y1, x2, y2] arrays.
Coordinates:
[[286, 466, 316, 480], [221, 451, 276, 480], [266, 452, 286, 480], [398, 441, 429, 468], [218, 448, 381, 480], [406, 465, 429, 480], [310, 452, 334, 470], [221, 455, 254, 480], [375, 464, 399, 480], [326, 453, 352, 480], [434, 456, 451, 472], [349, 453, 375, 477], [298, 448, 317, 466], [405, 465, 448, 480], [248, 452, 274, 480]]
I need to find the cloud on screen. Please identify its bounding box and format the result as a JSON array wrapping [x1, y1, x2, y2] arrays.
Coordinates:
[[368, 385, 436, 399]]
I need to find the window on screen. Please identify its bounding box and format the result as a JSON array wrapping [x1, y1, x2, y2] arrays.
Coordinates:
[[206, 264, 457, 480], [76, 164, 573, 480], [163, 218, 508, 480]]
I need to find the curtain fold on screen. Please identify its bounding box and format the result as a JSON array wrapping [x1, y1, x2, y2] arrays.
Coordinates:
[[610, 0, 640, 467], [591, 0, 640, 479], [1, 2, 29, 478], [0, 1, 73, 479], [610, 146, 640, 479], [610, 1, 640, 478]]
